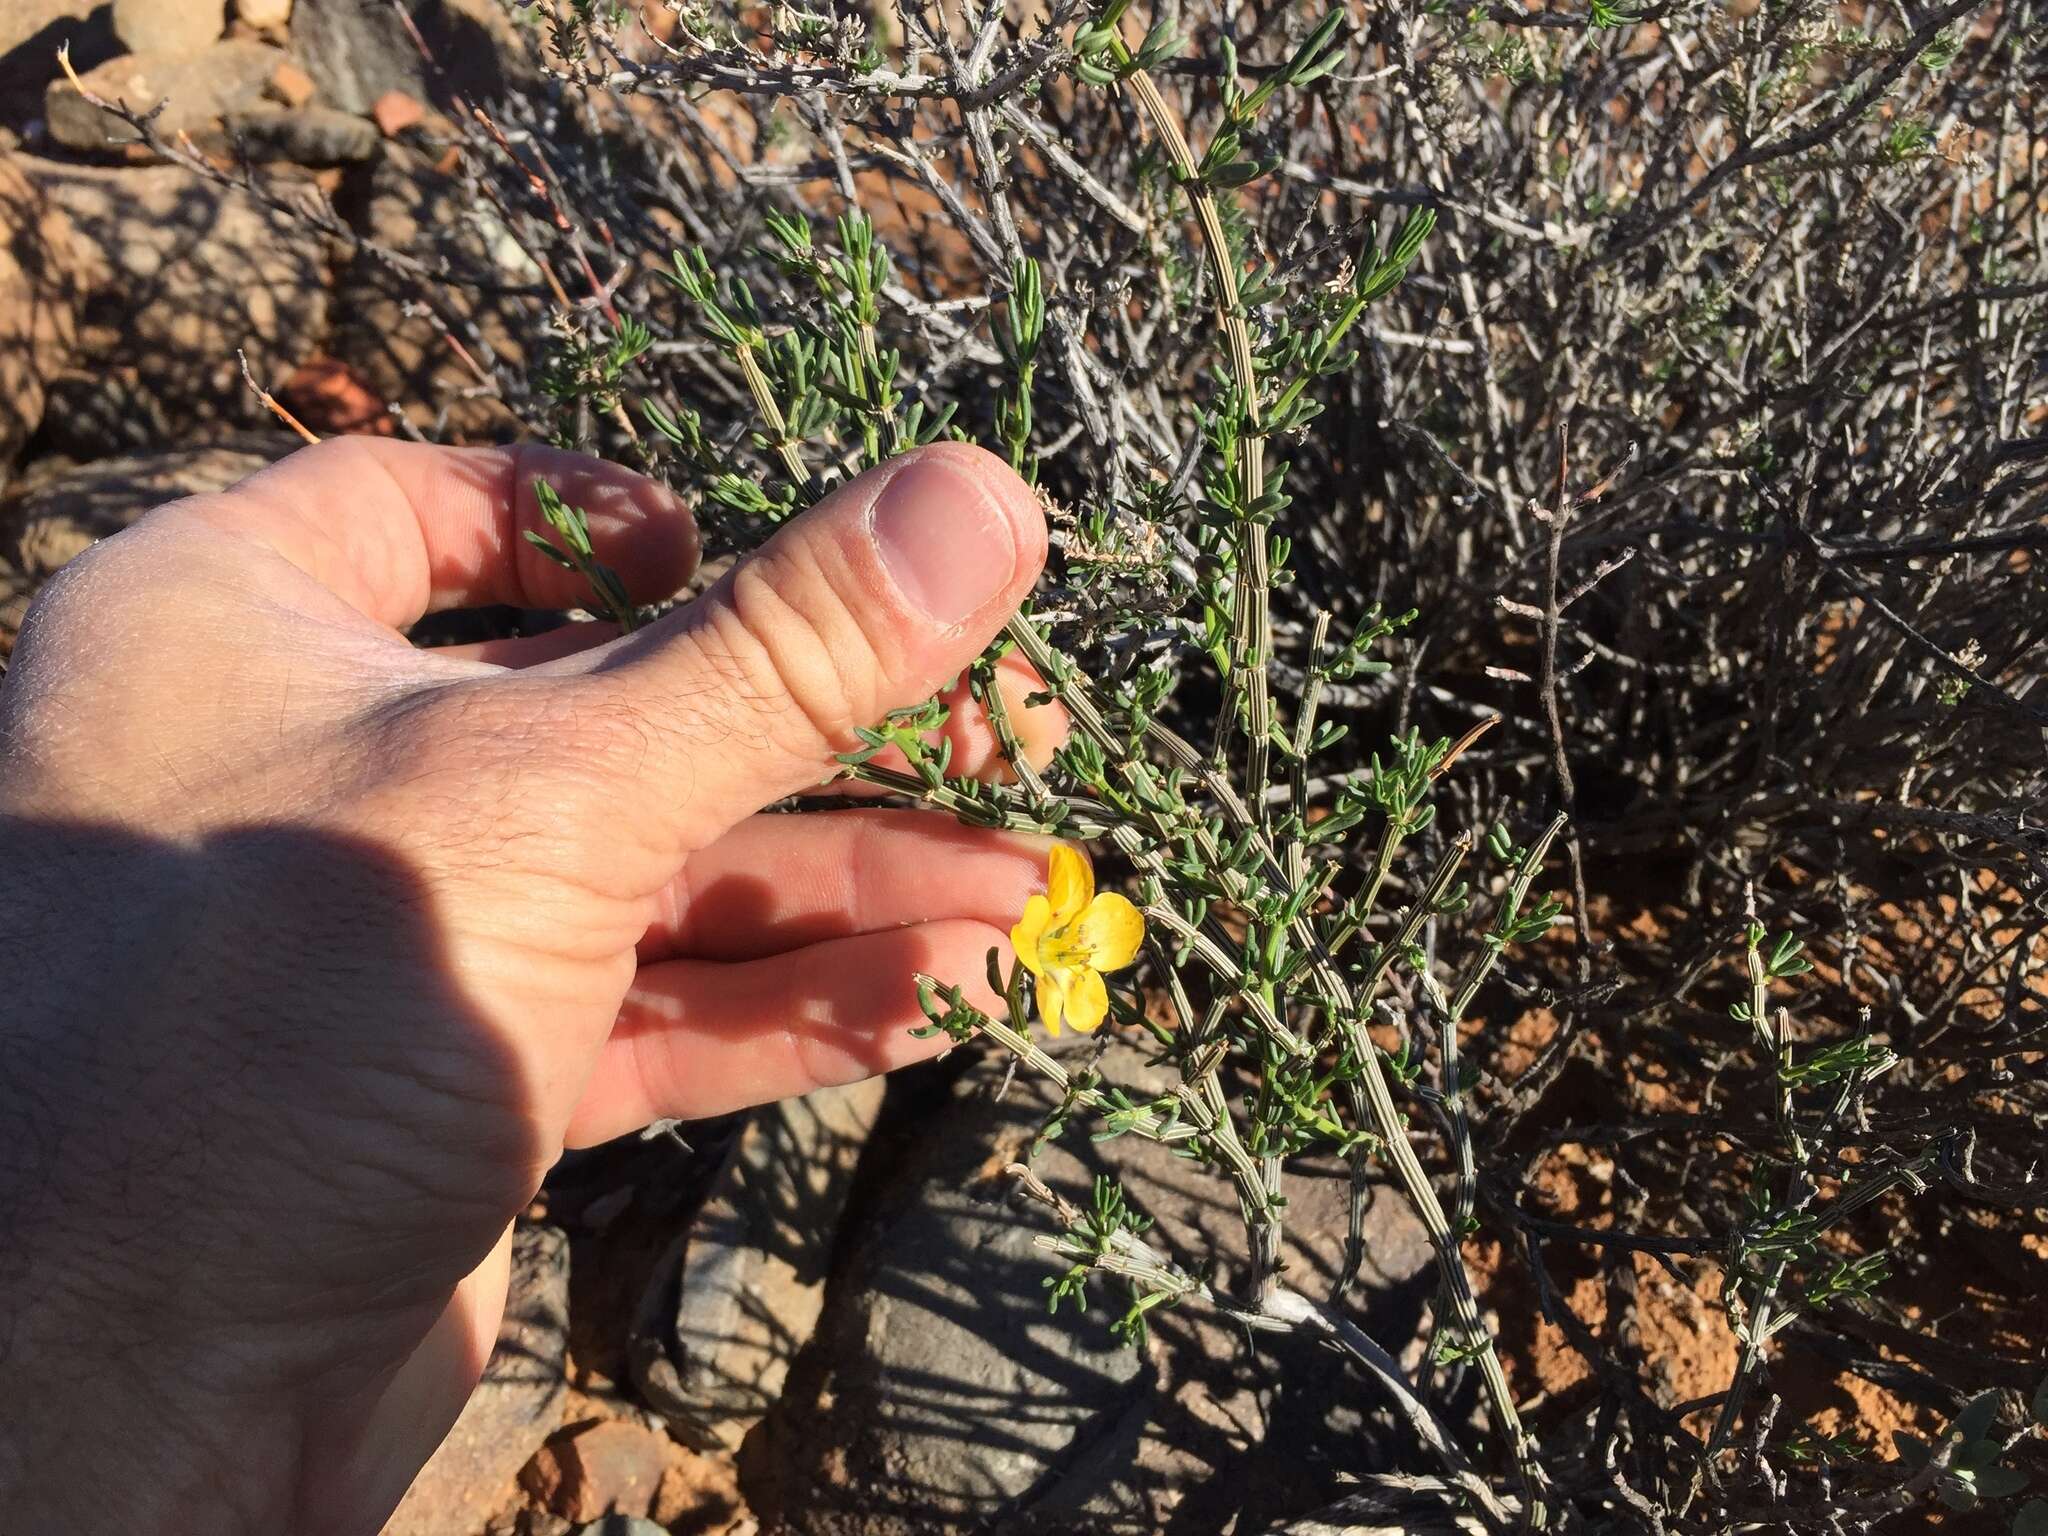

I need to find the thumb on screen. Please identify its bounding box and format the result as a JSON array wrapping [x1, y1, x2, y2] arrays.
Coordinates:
[[550, 442, 1048, 851]]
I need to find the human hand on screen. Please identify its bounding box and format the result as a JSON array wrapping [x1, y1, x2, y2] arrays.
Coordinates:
[[0, 438, 1057, 1534]]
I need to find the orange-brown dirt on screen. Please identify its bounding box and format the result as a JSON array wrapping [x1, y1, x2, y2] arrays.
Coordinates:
[[1446, 864, 2046, 1486]]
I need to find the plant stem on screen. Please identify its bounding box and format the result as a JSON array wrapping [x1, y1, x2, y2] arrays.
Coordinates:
[[1111, 43, 1273, 807]]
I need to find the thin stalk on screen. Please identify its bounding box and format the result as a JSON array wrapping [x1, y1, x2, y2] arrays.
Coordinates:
[[1315, 820, 1406, 969], [1111, 44, 1273, 805], [1287, 612, 1334, 888], [1703, 891, 1799, 1468], [732, 345, 819, 498], [1328, 836, 1549, 1523], [1433, 815, 1568, 1240], [841, 762, 1112, 837]]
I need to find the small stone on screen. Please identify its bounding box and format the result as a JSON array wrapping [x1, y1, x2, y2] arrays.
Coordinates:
[[279, 357, 393, 435], [224, 103, 378, 164], [267, 58, 316, 107], [112, 0, 226, 57], [236, 0, 293, 26], [371, 88, 425, 137], [520, 1421, 668, 1524], [44, 39, 280, 155], [571, 1520, 668, 1536]]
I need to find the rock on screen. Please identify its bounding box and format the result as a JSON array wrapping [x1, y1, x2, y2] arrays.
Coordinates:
[[288, 0, 427, 115], [327, 144, 524, 440], [279, 356, 394, 435], [521, 1421, 668, 1524], [570, 1521, 668, 1536], [1260, 1490, 1488, 1535], [225, 103, 380, 164], [31, 363, 180, 460], [371, 87, 425, 137], [433, 0, 535, 88], [657, 1078, 885, 1449], [113, 0, 226, 57], [751, 1052, 1148, 1535], [266, 58, 317, 108], [237, 0, 293, 27], [2, 2, 103, 66], [44, 38, 281, 154], [2, 3, 120, 132], [0, 439, 292, 650], [753, 1041, 1435, 1535], [21, 153, 330, 453], [3, 442, 280, 566], [384, 1225, 573, 1536], [292, 0, 525, 115], [0, 152, 85, 488]]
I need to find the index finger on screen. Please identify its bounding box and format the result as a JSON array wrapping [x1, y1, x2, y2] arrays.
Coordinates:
[[168, 437, 700, 632]]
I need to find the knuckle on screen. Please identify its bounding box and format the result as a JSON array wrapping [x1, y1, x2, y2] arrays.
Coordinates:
[[15, 524, 151, 650], [713, 542, 890, 757], [787, 1016, 868, 1095], [14, 514, 232, 658], [2, 522, 270, 818], [4, 523, 198, 738]]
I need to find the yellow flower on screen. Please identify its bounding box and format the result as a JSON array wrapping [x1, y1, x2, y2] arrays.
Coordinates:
[[1010, 843, 1145, 1035]]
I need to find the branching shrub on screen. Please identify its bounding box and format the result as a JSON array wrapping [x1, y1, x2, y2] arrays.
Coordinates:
[[85, 0, 2047, 1527]]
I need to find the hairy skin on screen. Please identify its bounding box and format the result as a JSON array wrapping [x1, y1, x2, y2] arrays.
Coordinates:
[[0, 438, 1058, 1535]]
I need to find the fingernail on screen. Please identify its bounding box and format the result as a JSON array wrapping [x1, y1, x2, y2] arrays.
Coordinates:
[[870, 452, 1019, 625]]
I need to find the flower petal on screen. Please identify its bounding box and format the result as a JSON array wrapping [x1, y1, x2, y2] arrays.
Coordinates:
[[1075, 892, 1144, 973], [1036, 969, 1066, 1036], [1046, 842, 1094, 926], [1064, 966, 1110, 1033], [1011, 893, 1054, 977]]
